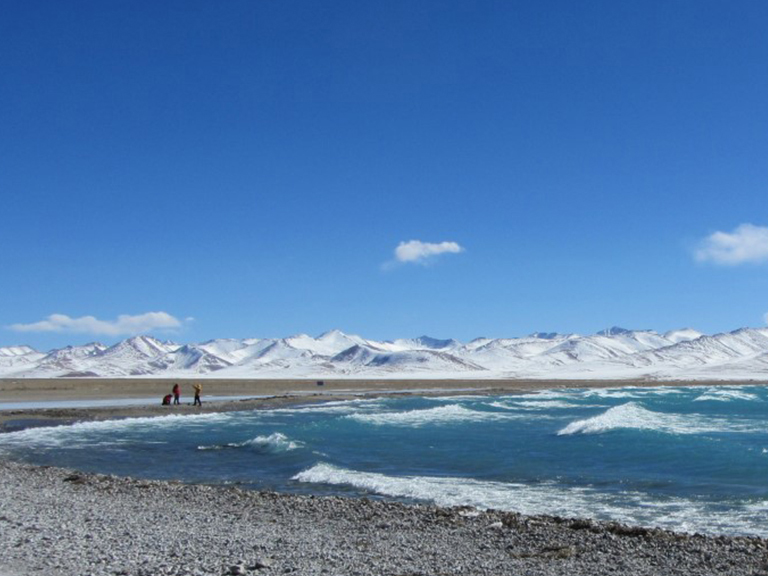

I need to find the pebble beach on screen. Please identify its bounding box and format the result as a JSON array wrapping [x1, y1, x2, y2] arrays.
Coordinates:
[[2, 460, 768, 576]]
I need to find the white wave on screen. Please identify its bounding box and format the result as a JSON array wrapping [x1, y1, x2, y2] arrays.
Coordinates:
[[517, 389, 585, 401], [500, 399, 587, 410], [487, 401, 520, 410], [557, 402, 755, 436], [344, 404, 513, 427], [198, 432, 303, 452], [582, 387, 688, 400], [745, 500, 768, 513], [693, 388, 761, 403], [292, 462, 584, 512], [0, 411, 238, 451], [429, 395, 488, 402], [269, 398, 383, 415], [292, 463, 768, 537]]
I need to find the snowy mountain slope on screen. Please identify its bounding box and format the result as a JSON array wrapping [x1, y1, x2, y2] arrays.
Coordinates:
[[622, 328, 768, 370], [285, 330, 371, 356], [197, 338, 273, 364], [538, 330, 681, 366], [0, 345, 41, 358], [2, 327, 768, 379], [32, 343, 109, 376], [100, 335, 177, 362], [469, 334, 574, 360], [0, 345, 46, 374], [148, 344, 233, 373], [389, 336, 462, 352], [330, 344, 485, 374]]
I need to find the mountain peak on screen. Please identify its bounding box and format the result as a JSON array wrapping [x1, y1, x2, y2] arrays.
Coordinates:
[[413, 336, 458, 350], [317, 329, 348, 340], [597, 327, 634, 336], [529, 332, 560, 340]]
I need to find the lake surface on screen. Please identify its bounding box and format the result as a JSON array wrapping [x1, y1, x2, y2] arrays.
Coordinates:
[[1, 384, 767, 537]]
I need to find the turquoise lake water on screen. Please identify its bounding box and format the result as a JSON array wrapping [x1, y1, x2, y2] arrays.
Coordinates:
[[1, 385, 767, 537]]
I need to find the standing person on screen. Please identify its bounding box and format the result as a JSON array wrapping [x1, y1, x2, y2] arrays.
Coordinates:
[[172, 383, 181, 405], [193, 383, 202, 406]]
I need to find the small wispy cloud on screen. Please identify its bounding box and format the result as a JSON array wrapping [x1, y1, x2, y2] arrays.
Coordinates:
[[389, 240, 465, 268], [695, 224, 768, 265], [8, 312, 183, 336]]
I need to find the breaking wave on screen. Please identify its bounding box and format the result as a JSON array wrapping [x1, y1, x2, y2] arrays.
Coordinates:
[[292, 462, 582, 511], [198, 432, 303, 452], [0, 412, 236, 451], [344, 404, 512, 427], [499, 399, 586, 410], [269, 398, 383, 415], [693, 388, 761, 403], [583, 387, 688, 400], [291, 463, 768, 537], [557, 402, 754, 436]]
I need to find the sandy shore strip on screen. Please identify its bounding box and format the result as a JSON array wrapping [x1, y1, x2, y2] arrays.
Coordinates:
[[2, 378, 768, 575]]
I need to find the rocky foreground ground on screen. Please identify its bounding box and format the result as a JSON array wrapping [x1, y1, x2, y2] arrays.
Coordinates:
[[1, 460, 768, 576]]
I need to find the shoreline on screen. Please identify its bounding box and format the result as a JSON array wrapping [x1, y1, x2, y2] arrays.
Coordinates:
[[1, 376, 760, 430], [1, 459, 767, 576], [2, 379, 768, 575]]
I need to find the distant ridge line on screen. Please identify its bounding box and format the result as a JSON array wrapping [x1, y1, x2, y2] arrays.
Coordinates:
[[2, 327, 768, 381]]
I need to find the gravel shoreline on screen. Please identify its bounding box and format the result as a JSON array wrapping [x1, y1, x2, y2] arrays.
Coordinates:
[[2, 460, 768, 576]]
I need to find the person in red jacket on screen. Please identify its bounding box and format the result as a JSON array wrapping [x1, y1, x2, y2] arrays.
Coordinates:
[[172, 383, 180, 405]]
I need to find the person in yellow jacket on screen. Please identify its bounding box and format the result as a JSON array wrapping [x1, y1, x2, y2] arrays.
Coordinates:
[[193, 383, 202, 406]]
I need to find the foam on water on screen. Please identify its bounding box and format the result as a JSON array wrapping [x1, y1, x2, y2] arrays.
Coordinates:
[[292, 463, 768, 537], [694, 388, 761, 402], [198, 432, 304, 452], [292, 462, 579, 512], [499, 399, 588, 410], [517, 389, 583, 401], [429, 395, 489, 402], [583, 387, 689, 400], [557, 402, 756, 436], [344, 404, 514, 427], [269, 398, 383, 415], [0, 411, 238, 452]]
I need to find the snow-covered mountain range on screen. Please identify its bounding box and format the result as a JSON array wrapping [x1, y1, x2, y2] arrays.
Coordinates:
[[2, 327, 768, 380]]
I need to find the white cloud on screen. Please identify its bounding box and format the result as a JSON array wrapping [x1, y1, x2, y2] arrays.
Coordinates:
[[394, 240, 465, 264], [695, 224, 768, 265], [9, 312, 183, 336]]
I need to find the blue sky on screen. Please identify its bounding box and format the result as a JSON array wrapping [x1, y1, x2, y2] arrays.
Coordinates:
[[2, 1, 768, 351]]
